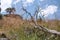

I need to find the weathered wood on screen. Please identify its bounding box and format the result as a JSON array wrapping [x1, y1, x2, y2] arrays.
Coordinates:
[[33, 22, 60, 36], [0, 38, 8, 40]]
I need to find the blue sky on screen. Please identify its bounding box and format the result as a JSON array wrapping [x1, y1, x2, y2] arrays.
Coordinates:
[[1, 0, 60, 20]]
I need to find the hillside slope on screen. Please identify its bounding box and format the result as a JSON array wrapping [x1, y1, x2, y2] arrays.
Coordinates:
[[0, 14, 24, 34]]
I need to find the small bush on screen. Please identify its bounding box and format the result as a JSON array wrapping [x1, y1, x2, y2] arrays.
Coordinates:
[[0, 14, 3, 19]]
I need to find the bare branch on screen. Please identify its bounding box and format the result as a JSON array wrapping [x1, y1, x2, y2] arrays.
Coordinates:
[[22, 7, 35, 22], [32, 21, 60, 36], [21, 3, 60, 36]]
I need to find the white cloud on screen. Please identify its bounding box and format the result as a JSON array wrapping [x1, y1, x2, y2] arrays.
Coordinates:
[[38, 5, 58, 17], [40, 0, 45, 2], [26, 0, 34, 3], [13, 0, 21, 4], [22, 0, 34, 7], [1, 0, 12, 12], [1, 0, 34, 12], [13, 0, 34, 7]]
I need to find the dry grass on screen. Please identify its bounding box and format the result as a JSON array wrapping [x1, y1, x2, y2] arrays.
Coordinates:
[[0, 14, 60, 40], [37, 20, 60, 31]]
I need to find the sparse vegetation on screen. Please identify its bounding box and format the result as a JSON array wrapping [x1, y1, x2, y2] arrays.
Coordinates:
[[0, 7, 3, 19], [0, 15, 60, 40], [0, 14, 3, 19], [5, 7, 16, 14]]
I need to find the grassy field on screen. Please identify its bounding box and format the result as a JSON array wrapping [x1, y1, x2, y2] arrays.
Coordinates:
[[0, 15, 60, 40]]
